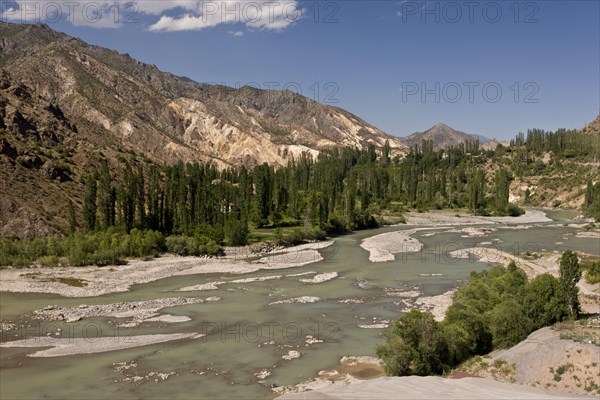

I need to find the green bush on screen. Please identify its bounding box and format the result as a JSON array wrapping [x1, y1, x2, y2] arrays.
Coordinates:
[[507, 204, 525, 217], [377, 255, 575, 377], [585, 261, 600, 284], [376, 310, 448, 376], [165, 235, 222, 256], [225, 219, 249, 246], [0, 228, 166, 267], [277, 227, 327, 246]]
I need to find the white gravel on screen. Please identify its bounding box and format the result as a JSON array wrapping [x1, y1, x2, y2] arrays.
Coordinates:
[[403, 209, 551, 226], [299, 272, 338, 284], [358, 323, 389, 329], [0, 333, 203, 357], [0, 242, 334, 298], [282, 350, 301, 360], [268, 296, 322, 305], [415, 290, 455, 322], [143, 314, 192, 323], [360, 229, 423, 262], [32, 297, 219, 326]]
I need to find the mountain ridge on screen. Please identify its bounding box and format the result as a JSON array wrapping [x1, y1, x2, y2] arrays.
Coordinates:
[[0, 21, 410, 237], [0, 21, 408, 169]]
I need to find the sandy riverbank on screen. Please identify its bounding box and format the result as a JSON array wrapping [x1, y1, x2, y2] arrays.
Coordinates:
[[31, 296, 220, 327], [414, 290, 455, 322], [361, 209, 554, 264], [273, 356, 384, 395], [360, 229, 423, 262], [403, 209, 552, 226], [276, 375, 592, 399], [0, 332, 203, 357], [0, 241, 334, 298]]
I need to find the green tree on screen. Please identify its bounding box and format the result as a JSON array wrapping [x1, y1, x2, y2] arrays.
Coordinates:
[[225, 218, 249, 246], [488, 298, 531, 348], [98, 160, 113, 229], [440, 322, 475, 366], [382, 139, 391, 165], [584, 179, 594, 209], [376, 310, 448, 376], [82, 175, 97, 231], [468, 169, 486, 213], [67, 199, 77, 235], [523, 274, 569, 329], [493, 168, 512, 215], [375, 335, 415, 376], [559, 250, 581, 319], [136, 164, 146, 228]]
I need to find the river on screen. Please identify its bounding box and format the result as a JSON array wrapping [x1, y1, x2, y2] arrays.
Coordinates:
[[0, 210, 598, 399]]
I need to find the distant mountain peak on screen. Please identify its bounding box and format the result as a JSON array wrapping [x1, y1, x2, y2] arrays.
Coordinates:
[[402, 123, 487, 150]]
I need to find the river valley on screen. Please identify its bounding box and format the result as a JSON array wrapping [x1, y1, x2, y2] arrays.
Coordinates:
[[1, 210, 598, 399]]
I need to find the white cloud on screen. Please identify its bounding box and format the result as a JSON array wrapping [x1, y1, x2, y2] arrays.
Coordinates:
[[135, 1, 200, 16], [228, 30, 244, 37], [0, 1, 300, 33], [148, 0, 301, 32]]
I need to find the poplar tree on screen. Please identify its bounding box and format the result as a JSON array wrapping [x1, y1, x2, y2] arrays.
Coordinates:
[[67, 199, 77, 235], [559, 250, 581, 319], [98, 160, 113, 229], [82, 174, 97, 231]]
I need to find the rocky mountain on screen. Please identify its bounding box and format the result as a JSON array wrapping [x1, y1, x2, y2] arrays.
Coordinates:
[[582, 114, 600, 135], [0, 22, 407, 168], [481, 138, 510, 151], [403, 123, 484, 150], [0, 22, 409, 237]]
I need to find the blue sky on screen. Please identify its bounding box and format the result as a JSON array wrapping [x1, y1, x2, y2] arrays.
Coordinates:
[[2, 1, 599, 139]]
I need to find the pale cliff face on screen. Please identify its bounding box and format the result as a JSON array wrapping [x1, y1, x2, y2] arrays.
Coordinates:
[[0, 22, 407, 169]]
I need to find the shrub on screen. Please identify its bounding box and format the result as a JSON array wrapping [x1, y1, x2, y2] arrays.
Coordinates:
[[165, 235, 223, 257], [585, 261, 600, 284], [377, 257, 575, 377], [376, 310, 448, 376], [0, 229, 167, 267], [225, 219, 249, 246]]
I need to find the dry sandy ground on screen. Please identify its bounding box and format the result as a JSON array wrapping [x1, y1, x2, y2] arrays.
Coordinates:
[[0, 332, 203, 357], [31, 296, 220, 327], [360, 229, 423, 262], [276, 376, 590, 399], [273, 356, 384, 395], [0, 241, 334, 297], [414, 290, 455, 322], [488, 326, 600, 396], [360, 209, 554, 264], [403, 209, 552, 226]]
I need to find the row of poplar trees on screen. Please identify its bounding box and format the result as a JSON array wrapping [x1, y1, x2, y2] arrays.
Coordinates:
[[76, 128, 596, 237]]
